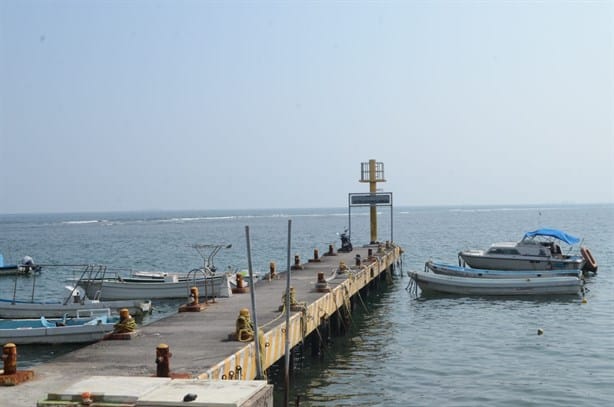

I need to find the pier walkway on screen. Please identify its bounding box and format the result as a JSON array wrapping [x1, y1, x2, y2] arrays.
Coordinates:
[[0, 243, 402, 406]]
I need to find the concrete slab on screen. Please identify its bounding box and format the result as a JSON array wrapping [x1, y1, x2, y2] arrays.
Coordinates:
[[136, 379, 271, 407], [51, 376, 171, 403]]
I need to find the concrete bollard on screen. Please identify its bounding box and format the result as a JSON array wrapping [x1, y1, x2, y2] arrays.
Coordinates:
[[155, 344, 172, 377]]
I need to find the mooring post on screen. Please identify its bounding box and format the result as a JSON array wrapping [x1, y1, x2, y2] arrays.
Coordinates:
[[155, 344, 171, 377], [2, 343, 17, 375]]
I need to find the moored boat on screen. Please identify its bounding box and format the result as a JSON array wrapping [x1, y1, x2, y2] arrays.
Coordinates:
[[0, 285, 151, 319], [407, 269, 584, 296], [426, 260, 581, 279], [0, 254, 41, 276], [458, 228, 598, 272], [0, 308, 118, 345], [78, 272, 232, 300]]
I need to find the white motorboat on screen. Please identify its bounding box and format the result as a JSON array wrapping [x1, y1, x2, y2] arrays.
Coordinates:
[[0, 308, 118, 345], [458, 228, 597, 272], [408, 269, 584, 296], [79, 272, 232, 301], [73, 244, 235, 301], [426, 261, 582, 279]]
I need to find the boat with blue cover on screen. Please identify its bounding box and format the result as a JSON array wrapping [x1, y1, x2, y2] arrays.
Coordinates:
[[458, 228, 598, 272]]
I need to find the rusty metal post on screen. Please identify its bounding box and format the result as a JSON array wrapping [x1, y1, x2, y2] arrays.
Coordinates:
[[2, 343, 17, 375], [315, 272, 330, 292], [155, 344, 171, 377], [313, 249, 319, 260], [269, 261, 276, 280]]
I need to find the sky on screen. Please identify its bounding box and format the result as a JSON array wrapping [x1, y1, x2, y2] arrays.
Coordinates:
[[1, 1, 612, 214]]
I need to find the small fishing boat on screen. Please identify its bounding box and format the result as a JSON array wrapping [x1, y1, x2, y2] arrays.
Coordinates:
[[407, 269, 584, 296], [0, 254, 41, 276], [0, 308, 118, 345], [458, 228, 598, 272], [426, 261, 582, 279], [0, 285, 151, 319]]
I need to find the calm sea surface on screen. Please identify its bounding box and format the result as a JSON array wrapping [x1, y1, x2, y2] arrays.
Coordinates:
[[1, 204, 613, 406]]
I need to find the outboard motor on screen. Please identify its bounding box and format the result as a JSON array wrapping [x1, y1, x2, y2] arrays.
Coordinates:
[[338, 229, 353, 253], [20, 255, 41, 273]]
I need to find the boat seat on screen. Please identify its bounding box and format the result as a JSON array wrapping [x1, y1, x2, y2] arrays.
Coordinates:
[[40, 316, 55, 328], [84, 317, 105, 326]]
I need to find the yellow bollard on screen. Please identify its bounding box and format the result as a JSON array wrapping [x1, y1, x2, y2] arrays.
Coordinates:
[[235, 308, 254, 342], [269, 261, 276, 280]]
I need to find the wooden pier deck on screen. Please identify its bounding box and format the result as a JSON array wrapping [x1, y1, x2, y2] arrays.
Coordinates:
[[0, 242, 402, 406]]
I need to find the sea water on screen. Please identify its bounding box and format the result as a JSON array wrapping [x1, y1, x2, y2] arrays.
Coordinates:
[[1, 204, 612, 406]]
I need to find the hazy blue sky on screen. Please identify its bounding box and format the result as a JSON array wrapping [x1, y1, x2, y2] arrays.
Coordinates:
[[1, 1, 612, 214]]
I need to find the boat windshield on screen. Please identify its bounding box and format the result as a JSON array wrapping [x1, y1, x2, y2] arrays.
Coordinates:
[[486, 247, 520, 255]]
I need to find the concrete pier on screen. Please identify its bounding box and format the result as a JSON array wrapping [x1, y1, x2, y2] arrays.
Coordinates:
[[0, 242, 402, 406]]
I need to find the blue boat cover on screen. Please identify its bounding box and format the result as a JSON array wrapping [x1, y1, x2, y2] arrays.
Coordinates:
[[523, 228, 581, 245]]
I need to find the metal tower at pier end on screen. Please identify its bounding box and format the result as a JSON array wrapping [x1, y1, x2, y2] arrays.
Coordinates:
[[347, 159, 392, 244], [360, 160, 385, 243]]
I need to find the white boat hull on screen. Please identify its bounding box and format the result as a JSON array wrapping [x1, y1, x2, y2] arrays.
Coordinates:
[[459, 251, 584, 271], [81, 273, 232, 300], [426, 261, 581, 279], [408, 270, 583, 296], [0, 298, 151, 319], [0, 315, 116, 345]]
